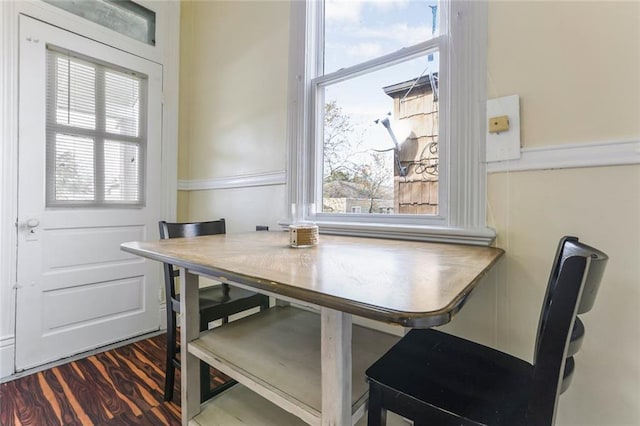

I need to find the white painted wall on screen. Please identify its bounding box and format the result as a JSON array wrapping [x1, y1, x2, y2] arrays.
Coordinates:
[[176, 1, 640, 424]]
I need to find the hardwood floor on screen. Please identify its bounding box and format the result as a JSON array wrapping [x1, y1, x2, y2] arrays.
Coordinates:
[[0, 334, 230, 426]]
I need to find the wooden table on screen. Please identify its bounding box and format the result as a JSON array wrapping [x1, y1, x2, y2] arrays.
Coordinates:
[[121, 232, 504, 426]]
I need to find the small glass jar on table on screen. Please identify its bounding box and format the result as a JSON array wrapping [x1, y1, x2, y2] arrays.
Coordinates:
[[289, 204, 319, 248]]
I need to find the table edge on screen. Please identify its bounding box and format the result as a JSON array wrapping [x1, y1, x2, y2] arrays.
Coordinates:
[[121, 242, 505, 328]]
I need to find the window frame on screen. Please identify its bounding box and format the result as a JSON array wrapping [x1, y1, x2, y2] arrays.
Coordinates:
[[286, 0, 495, 245]]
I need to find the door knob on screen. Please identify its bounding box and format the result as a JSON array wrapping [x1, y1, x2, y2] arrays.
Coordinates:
[[26, 219, 40, 228]]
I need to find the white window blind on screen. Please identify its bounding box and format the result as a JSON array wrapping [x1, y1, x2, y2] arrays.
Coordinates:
[[46, 47, 147, 207]]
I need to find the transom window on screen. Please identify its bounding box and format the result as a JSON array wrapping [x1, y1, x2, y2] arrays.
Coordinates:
[[288, 0, 495, 244], [42, 0, 156, 46], [46, 47, 148, 207]]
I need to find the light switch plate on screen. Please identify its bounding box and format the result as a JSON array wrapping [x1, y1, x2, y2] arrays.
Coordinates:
[[486, 95, 521, 162]]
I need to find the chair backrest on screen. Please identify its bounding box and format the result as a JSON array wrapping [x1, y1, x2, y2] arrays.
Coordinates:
[[158, 219, 226, 302], [527, 236, 608, 425], [159, 219, 226, 240]]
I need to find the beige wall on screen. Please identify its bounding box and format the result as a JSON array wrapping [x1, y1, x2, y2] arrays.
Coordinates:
[[487, 1, 640, 424], [179, 0, 289, 180], [489, 166, 640, 424], [488, 1, 640, 147], [178, 0, 290, 229], [178, 1, 640, 424]]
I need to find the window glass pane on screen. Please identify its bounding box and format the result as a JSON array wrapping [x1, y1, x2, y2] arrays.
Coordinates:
[[104, 140, 141, 202], [54, 134, 95, 201], [321, 52, 439, 215], [46, 47, 146, 207], [324, 0, 439, 73], [55, 56, 96, 130], [42, 0, 156, 46], [105, 71, 141, 137]]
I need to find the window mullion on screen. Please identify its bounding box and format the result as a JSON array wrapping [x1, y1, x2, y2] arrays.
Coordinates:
[[46, 123, 142, 144]]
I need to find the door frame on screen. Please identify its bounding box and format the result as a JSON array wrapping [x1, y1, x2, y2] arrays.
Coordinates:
[[0, 0, 180, 378]]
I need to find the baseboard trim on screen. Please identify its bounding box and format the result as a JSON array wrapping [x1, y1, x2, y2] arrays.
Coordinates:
[[1, 303, 168, 381], [0, 330, 165, 383], [178, 170, 286, 191], [0, 336, 15, 379], [487, 139, 640, 173]]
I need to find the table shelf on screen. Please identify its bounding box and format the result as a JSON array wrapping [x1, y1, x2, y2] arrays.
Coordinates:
[[190, 383, 411, 426], [189, 384, 306, 426], [189, 306, 400, 425]]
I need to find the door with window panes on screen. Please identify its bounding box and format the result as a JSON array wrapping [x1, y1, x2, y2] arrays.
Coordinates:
[[15, 16, 162, 370]]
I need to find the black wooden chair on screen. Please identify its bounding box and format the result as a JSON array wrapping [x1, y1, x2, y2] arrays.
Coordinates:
[[365, 236, 608, 426], [159, 219, 270, 402]]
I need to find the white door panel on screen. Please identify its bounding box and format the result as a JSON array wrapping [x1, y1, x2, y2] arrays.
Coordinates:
[[43, 276, 146, 331], [16, 15, 162, 370], [42, 226, 145, 269]]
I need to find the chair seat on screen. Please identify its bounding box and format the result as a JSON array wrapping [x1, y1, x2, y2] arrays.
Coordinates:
[[172, 285, 266, 317], [366, 328, 533, 425]]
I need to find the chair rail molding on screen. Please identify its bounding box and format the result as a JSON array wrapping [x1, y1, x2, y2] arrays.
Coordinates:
[[178, 170, 287, 191], [487, 139, 640, 173]]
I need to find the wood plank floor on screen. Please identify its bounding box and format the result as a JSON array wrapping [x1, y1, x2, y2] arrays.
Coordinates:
[[0, 334, 231, 426]]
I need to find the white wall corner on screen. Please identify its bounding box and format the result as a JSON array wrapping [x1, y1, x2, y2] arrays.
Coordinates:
[[159, 0, 180, 222]]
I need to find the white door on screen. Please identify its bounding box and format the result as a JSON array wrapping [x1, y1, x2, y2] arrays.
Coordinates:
[[15, 15, 163, 370]]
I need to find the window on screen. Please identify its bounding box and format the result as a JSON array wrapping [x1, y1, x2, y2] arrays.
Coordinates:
[[42, 0, 156, 46], [46, 47, 147, 207], [287, 0, 495, 244], [321, 1, 440, 217]]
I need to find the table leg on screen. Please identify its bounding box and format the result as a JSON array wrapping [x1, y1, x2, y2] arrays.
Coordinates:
[[180, 268, 201, 425], [321, 307, 352, 426]]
